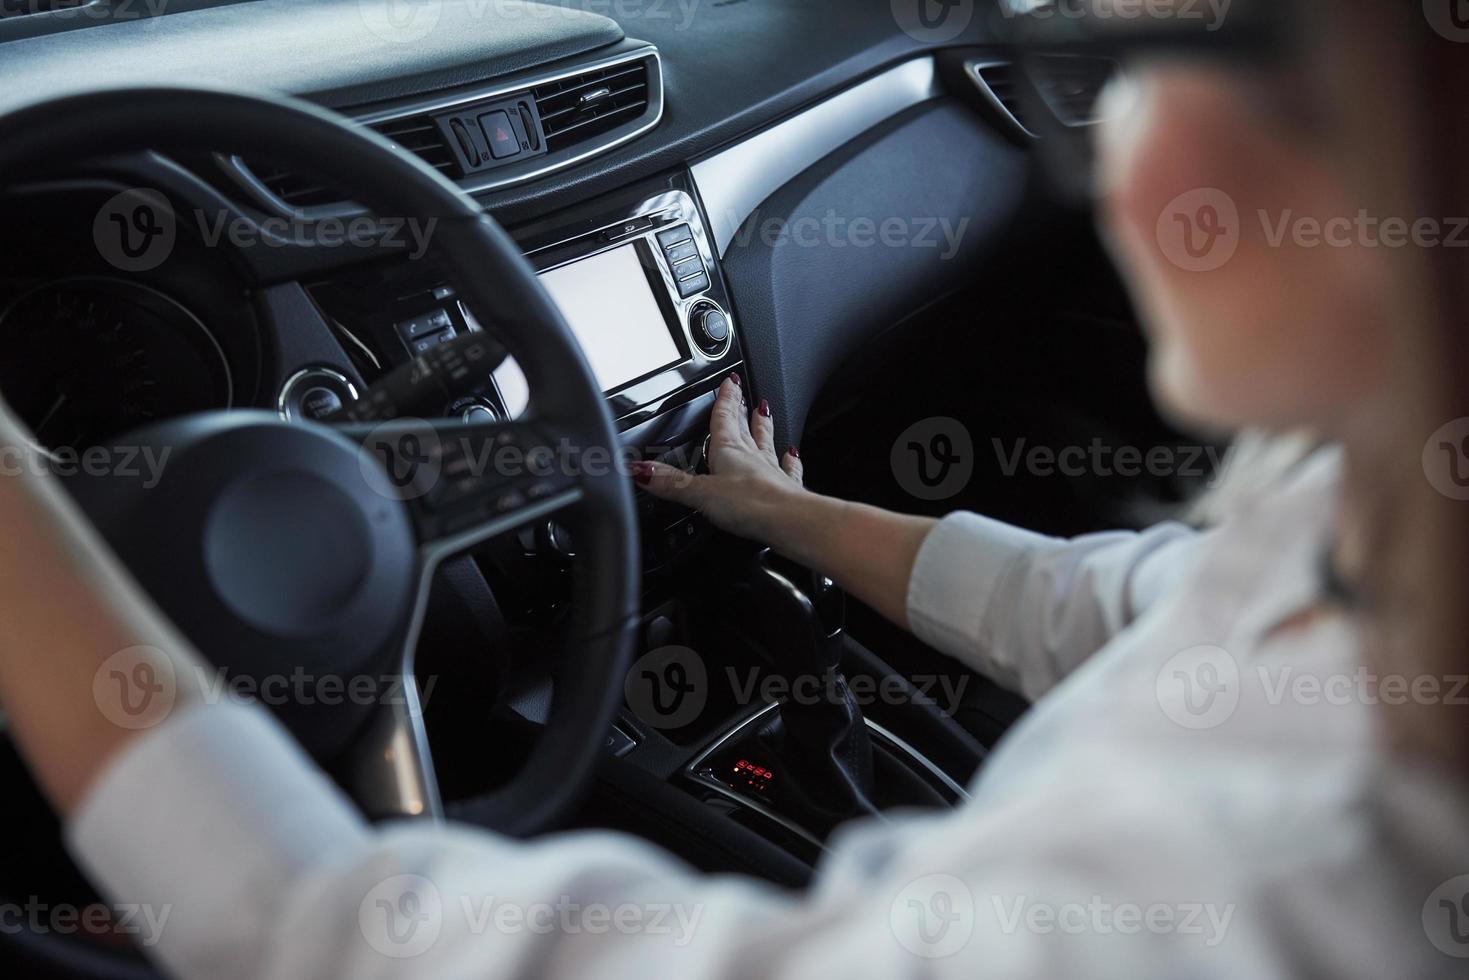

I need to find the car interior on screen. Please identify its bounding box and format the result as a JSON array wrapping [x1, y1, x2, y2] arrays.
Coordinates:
[[0, 1, 1224, 974]]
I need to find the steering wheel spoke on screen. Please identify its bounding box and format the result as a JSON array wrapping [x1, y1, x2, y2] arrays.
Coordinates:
[[343, 416, 588, 556]]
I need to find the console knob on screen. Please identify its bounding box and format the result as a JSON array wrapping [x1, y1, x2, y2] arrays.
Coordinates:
[[692, 304, 730, 353]]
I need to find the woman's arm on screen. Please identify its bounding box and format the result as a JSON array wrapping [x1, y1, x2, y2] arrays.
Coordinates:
[[635, 378, 1204, 699], [0, 406, 208, 813], [632, 376, 937, 630]]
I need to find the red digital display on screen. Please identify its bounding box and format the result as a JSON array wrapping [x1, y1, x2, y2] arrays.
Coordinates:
[[732, 759, 774, 793]]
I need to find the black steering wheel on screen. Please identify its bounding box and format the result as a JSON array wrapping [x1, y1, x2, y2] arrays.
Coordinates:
[[0, 86, 641, 949]]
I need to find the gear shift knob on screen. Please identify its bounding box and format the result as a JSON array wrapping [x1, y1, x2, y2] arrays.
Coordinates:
[[744, 550, 876, 832]]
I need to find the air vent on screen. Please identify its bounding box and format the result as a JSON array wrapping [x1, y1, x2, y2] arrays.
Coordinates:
[[968, 61, 1035, 138], [533, 59, 650, 154], [1030, 55, 1116, 127], [224, 49, 662, 216], [234, 117, 454, 213], [373, 115, 457, 176]]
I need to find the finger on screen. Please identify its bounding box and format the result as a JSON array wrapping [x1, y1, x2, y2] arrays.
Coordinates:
[[750, 397, 777, 459], [708, 374, 751, 447], [781, 446, 804, 486], [630, 460, 708, 507]]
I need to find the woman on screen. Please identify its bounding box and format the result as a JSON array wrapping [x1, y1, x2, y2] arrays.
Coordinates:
[[2, 1, 1466, 977]]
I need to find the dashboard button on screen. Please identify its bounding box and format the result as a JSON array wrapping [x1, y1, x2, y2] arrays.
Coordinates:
[[397, 308, 452, 341], [410, 330, 453, 355], [656, 224, 693, 249], [298, 386, 344, 420], [671, 255, 705, 281], [663, 239, 698, 264], [277, 367, 359, 423], [676, 271, 710, 298], [480, 110, 521, 159]]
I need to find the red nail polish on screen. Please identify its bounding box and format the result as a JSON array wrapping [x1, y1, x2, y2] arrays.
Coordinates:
[[631, 463, 653, 486], [788, 446, 800, 459], [728, 372, 742, 386], [758, 399, 771, 418]]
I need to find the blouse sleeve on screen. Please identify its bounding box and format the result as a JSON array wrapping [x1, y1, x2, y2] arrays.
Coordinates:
[[905, 512, 1203, 699]]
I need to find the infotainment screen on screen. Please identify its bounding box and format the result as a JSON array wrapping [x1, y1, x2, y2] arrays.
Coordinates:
[[537, 243, 683, 393]]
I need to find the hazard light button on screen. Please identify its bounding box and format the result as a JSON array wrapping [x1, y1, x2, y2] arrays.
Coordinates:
[[479, 110, 521, 160]]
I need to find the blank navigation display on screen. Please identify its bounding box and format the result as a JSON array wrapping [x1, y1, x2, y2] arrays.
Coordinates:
[[537, 244, 682, 392]]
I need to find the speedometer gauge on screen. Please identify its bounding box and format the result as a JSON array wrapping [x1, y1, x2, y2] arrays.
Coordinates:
[[0, 277, 232, 451]]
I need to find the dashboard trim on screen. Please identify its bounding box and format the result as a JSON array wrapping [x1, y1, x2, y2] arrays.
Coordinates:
[[223, 46, 665, 219], [690, 57, 941, 258]]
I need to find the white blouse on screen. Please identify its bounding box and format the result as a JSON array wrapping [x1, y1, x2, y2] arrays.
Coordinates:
[[67, 449, 1469, 978]]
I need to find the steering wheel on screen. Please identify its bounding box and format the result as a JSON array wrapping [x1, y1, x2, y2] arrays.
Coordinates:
[[0, 85, 641, 969]]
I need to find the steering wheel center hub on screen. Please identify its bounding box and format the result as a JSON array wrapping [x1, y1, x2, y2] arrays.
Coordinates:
[[205, 469, 373, 635]]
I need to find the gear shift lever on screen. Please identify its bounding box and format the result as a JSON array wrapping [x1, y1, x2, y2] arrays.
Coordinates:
[[743, 550, 879, 832]]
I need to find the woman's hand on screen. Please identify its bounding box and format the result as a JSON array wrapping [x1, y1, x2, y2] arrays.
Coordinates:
[[631, 374, 805, 542]]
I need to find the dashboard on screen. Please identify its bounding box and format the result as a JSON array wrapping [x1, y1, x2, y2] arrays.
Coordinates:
[[0, 0, 1052, 508]]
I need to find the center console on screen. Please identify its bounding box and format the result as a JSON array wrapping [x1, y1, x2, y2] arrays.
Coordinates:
[[303, 171, 741, 569]]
